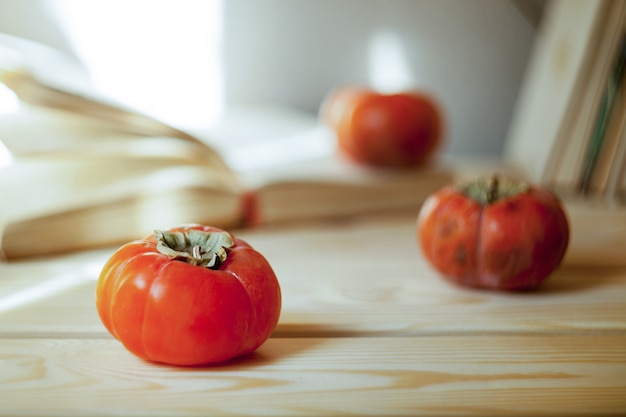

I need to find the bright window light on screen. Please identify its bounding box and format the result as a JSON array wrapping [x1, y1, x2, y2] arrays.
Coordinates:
[[0, 83, 18, 168], [369, 30, 414, 93], [0, 140, 12, 168], [0, 81, 19, 114], [50, 0, 223, 130]]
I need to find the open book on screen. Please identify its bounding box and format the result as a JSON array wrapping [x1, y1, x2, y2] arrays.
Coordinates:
[[0, 38, 452, 259]]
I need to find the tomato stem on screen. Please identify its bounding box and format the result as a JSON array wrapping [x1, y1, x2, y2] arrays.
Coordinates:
[[487, 176, 499, 204], [155, 229, 234, 269], [192, 245, 202, 261], [459, 175, 528, 205]]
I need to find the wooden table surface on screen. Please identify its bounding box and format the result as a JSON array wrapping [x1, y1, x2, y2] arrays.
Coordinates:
[[1, 210, 625, 416]]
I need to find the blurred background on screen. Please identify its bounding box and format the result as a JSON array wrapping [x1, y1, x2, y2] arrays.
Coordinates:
[[0, 0, 545, 158]]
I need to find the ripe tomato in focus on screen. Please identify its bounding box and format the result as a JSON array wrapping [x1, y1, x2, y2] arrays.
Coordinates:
[[96, 224, 281, 366], [417, 176, 570, 291], [321, 86, 444, 167]]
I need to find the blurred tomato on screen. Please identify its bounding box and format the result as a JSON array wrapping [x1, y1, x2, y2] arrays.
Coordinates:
[[321, 86, 444, 167], [417, 176, 570, 291]]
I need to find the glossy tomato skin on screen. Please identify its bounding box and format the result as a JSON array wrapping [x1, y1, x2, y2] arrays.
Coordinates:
[[96, 224, 281, 366], [417, 183, 569, 291], [321, 87, 443, 167]]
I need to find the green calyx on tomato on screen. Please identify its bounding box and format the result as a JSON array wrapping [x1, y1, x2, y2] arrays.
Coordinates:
[[458, 176, 529, 205], [155, 229, 234, 269]]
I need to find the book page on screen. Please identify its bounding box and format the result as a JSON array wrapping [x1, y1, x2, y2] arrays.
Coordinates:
[[550, 0, 626, 192], [504, 0, 608, 184]]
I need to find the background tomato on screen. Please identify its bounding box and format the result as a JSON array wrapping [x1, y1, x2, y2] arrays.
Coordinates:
[[321, 86, 444, 167], [417, 176, 569, 291], [96, 224, 281, 366]]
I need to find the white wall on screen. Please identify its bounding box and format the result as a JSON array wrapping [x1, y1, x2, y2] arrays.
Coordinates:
[[222, 0, 541, 156], [0, 0, 542, 157]]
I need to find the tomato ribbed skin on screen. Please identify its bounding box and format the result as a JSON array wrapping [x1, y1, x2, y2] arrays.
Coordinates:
[[96, 224, 281, 366], [417, 184, 570, 291]]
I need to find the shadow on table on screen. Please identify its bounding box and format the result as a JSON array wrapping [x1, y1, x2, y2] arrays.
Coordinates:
[[535, 265, 626, 295], [152, 336, 329, 371]]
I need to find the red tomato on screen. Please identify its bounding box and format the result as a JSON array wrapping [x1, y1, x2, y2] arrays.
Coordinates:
[[321, 86, 444, 167], [417, 176, 569, 291], [96, 224, 281, 366]]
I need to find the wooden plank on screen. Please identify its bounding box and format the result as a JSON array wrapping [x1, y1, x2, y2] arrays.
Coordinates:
[[0, 336, 624, 416], [1, 214, 626, 338], [2, 264, 626, 337], [562, 202, 626, 266]]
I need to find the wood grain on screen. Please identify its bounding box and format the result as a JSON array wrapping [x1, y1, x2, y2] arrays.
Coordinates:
[[1, 212, 625, 416], [1, 214, 625, 338], [1, 336, 625, 416]]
